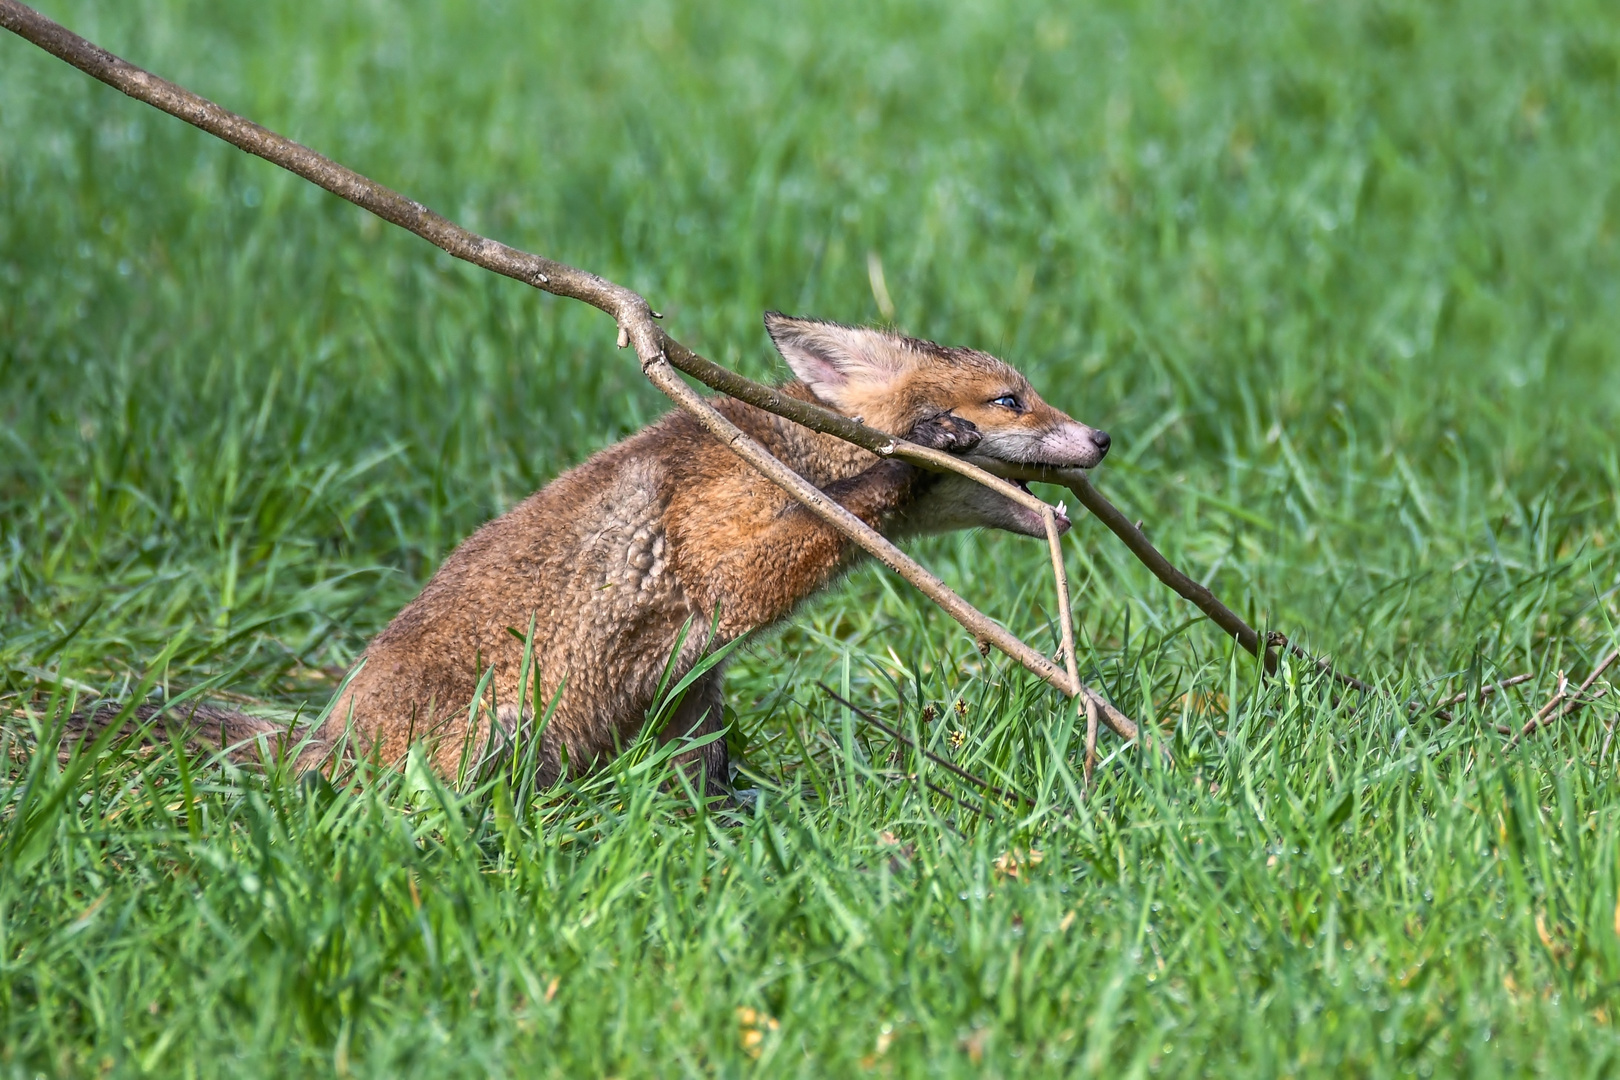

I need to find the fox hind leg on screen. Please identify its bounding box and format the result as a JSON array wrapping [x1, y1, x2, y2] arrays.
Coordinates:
[[658, 668, 730, 799]]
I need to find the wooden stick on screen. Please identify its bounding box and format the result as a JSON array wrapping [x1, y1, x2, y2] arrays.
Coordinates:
[[0, 0, 1138, 738], [1536, 671, 1572, 726], [1082, 695, 1101, 789], [1041, 502, 1100, 783], [1428, 673, 1535, 712], [1267, 633, 1377, 696], [1502, 688, 1608, 741], [1510, 650, 1619, 745], [1424, 672, 1534, 723], [1044, 508, 1081, 698]]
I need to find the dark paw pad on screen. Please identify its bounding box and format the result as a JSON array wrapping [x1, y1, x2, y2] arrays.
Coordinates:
[[906, 412, 981, 453]]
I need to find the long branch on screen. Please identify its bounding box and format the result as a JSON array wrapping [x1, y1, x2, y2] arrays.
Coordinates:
[[0, 0, 1138, 737]]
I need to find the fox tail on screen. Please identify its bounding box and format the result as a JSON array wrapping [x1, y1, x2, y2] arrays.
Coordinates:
[[64, 700, 325, 768]]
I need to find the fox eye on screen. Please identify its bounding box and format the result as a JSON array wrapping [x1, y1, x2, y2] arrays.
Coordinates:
[[990, 394, 1022, 410]]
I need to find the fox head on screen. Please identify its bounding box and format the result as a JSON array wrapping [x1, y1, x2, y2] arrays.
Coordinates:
[[764, 312, 1110, 538]]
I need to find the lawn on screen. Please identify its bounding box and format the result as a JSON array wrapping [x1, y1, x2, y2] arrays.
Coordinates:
[[3, 0, 1620, 1074]]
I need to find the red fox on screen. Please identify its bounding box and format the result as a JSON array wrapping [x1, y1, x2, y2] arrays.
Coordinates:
[[76, 314, 1110, 796]]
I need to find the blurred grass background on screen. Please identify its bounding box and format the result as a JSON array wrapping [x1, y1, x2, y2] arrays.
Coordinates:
[[2, 0, 1620, 1074]]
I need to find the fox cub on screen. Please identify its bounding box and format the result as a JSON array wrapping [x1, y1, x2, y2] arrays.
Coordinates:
[[80, 314, 1110, 796]]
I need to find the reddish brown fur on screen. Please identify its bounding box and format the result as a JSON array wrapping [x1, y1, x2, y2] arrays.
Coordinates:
[[77, 315, 1111, 796]]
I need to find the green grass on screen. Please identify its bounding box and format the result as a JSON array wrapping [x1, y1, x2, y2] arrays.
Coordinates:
[[4, 0, 1620, 1073]]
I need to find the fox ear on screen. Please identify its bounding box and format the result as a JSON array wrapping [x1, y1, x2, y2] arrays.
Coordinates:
[[764, 312, 910, 407]]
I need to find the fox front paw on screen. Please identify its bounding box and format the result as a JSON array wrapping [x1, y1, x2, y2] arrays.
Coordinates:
[[906, 412, 981, 454]]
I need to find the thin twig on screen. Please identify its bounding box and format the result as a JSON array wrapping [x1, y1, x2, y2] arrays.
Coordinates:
[[1423, 673, 1534, 722], [1045, 507, 1080, 707], [1527, 688, 1610, 736], [1510, 650, 1619, 746], [1041, 503, 1091, 781], [1082, 695, 1100, 790], [869, 771, 994, 822], [0, 0, 1140, 742], [818, 684, 1034, 808], [1276, 635, 1377, 695], [1536, 671, 1572, 726], [1494, 688, 1610, 738], [1000, 472, 1366, 700]]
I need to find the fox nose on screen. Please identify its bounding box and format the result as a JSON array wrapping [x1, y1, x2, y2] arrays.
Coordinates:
[[1092, 430, 1111, 459]]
